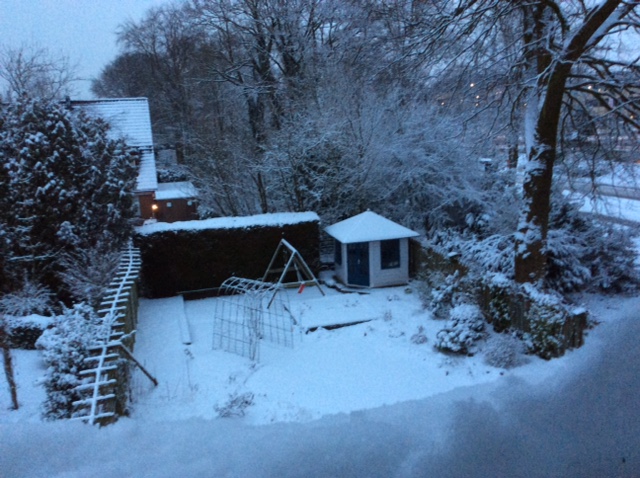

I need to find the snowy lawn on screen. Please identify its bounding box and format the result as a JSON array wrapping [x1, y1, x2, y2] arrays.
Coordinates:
[[1, 287, 639, 477], [130, 284, 507, 425]]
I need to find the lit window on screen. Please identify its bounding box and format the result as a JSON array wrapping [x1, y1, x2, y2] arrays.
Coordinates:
[[381, 239, 400, 269]]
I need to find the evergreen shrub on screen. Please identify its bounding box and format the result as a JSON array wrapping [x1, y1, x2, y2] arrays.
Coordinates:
[[435, 303, 485, 355], [36, 304, 107, 420]]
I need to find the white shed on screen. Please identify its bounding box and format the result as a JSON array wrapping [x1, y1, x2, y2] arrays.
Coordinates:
[[325, 211, 419, 288]]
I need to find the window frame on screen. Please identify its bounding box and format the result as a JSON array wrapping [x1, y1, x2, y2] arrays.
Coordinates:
[[380, 239, 401, 270]]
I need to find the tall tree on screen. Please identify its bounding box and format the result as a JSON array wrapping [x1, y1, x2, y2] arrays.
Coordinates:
[[0, 44, 77, 101], [514, 0, 640, 283], [0, 96, 137, 296], [415, 0, 640, 284]]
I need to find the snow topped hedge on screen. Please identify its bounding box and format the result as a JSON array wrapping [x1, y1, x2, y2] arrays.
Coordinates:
[[134, 213, 321, 297], [136, 212, 320, 235]]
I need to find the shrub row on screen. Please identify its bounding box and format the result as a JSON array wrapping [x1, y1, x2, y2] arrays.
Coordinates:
[[480, 276, 589, 359]]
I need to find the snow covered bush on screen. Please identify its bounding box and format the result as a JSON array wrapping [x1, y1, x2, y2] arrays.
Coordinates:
[[0, 280, 53, 348], [483, 274, 514, 333], [0, 279, 53, 317], [36, 303, 107, 420], [545, 193, 638, 293], [215, 392, 255, 418], [484, 333, 526, 369], [522, 286, 569, 360], [435, 304, 485, 355], [427, 186, 638, 295], [544, 228, 591, 292], [2, 314, 53, 350], [582, 225, 639, 293], [57, 243, 122, 306], [423, 271, 475, 320]]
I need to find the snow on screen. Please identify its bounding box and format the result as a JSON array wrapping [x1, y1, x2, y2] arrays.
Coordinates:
[[135, 211, 320, 235], [2, 288, 640, 477], [154, 181, 197, 201], [570, 164, 640, 200], [128, 287, 509, 424], [578, 193, 640, 223], [4, 314, 52, 330], [325, 210, 419, 244], [75, 98, 158, 193]]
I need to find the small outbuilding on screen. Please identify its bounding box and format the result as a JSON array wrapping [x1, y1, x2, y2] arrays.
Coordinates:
[[325, 211, 419, 288], [152, 181, 199, 223]]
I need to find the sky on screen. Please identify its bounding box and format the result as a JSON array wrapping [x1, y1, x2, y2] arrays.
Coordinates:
[[0, 0, 168, 99]]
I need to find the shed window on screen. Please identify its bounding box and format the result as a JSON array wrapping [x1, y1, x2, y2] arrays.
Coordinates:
[[334, 239, 342, 265], [381, 239, 400, 269]]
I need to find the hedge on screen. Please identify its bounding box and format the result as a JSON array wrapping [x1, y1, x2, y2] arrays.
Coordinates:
[[134, 213, 320, 298]]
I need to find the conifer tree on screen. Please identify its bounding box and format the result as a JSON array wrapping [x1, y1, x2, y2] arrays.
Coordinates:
[[0, 96, 138, 296]]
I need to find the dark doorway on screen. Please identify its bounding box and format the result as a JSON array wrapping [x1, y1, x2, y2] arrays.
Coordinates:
[[347, 242, 369, 286]]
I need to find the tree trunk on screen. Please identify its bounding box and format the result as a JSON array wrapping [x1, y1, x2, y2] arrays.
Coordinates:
[[0, 322, 19, 410], [514, 68, 569, 284], [514, 144, 555, 283]]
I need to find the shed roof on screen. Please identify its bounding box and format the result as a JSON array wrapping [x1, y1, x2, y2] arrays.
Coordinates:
[[155, 181, 198, 200], [73, 98, 158, 193], [325, 211, 419, 243]]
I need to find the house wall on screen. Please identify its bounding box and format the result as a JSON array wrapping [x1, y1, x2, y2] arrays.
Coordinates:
[[154, 198, 198, 223], [137, 193, 155, 219], [368, 238, 410, 287], [333, 238, 411, 288]]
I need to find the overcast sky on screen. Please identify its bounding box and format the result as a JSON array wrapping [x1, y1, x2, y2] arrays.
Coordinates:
[[0, 0, 168, 98], [1, 1, 637, 100]]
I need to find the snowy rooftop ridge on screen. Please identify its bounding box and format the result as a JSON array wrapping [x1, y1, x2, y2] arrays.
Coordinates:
[[325, 211, 419, 243], [136, 212, 320, 235], [73, 98, 158, 193]]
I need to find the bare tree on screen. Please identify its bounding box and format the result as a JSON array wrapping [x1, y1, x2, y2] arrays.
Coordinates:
[[0, 44, 77, 101], [413, 1, 640, 284]]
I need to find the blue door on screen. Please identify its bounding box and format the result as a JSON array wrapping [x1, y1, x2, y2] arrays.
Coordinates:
[[347, 242, 369, 286]]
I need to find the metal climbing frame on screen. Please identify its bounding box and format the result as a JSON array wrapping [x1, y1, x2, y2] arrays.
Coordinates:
[[212, 277, 296, 361], [262, 239, 325, 308]]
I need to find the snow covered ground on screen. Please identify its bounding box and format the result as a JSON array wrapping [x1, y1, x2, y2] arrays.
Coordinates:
[[129, 285, 504, 425], [1, 285, 639, 477], [578, 193, 640, 224]]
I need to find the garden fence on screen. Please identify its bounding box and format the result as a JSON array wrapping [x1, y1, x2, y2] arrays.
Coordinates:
[[72, 244, 142, 426]]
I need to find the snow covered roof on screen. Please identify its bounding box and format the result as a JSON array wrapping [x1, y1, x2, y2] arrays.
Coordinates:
[[73, 98, 158, 193], [136, 211, 320, 235], [155, 181, 198, 201], [325, 211, 419, 243]]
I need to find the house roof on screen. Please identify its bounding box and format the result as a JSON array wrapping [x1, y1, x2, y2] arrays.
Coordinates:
[[73, 98, 158, 193], [325, 211, 419, 244], [155, 181, 198, 201]]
